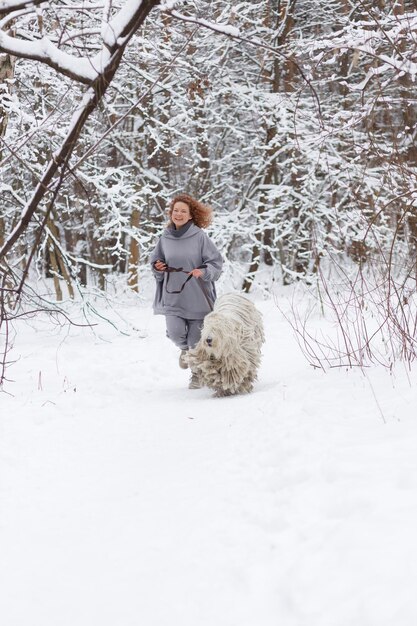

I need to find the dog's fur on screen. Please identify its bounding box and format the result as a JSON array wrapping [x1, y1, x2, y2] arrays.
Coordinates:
[[187, 293, 265, 396]]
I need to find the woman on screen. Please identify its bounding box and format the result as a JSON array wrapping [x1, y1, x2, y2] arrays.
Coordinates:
[[150, 193, 223, 389]]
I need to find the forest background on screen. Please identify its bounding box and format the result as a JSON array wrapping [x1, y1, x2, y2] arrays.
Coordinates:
[[1, 0, 417, 377]]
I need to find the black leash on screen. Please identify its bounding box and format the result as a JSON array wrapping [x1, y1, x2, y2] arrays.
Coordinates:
[[154, 262, 214, 311]]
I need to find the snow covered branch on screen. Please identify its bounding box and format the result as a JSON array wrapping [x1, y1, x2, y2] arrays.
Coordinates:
[[0, 0, 162, 84], [0, 0, 44, 15], [0, 30, 101, 83], [165, 9, 240, 39], [0, 0, 162, 260]]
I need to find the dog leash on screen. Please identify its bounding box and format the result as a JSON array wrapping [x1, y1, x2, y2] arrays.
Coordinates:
[[154, 262, 214, 311]]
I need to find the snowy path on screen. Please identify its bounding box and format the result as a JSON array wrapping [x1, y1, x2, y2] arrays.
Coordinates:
[[1, 298, 417, 625]]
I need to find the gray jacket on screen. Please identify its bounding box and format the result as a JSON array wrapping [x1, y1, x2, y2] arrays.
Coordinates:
[[150, 222, 223, 319]]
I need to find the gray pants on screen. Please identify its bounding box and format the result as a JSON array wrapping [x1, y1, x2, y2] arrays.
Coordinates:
[[165, 315, 204, 350]]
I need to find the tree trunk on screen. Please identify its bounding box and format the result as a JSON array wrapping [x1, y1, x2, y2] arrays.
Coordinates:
[[0, 0, 162, 265], [128, 208, 140, 292], [0, 52, 14, 249], [242, 0, 296, 291], [47, 216, 75, 299]]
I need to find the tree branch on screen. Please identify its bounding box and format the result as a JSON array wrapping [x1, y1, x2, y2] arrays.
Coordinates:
[[0, 0, 162, 261], [0, 0, 44, 16]]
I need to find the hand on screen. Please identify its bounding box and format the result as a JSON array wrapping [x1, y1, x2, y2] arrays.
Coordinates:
[[154, 260, 167, 271], [189, 268, 203, 278]]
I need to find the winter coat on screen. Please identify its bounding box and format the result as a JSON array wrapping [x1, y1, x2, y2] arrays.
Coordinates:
[[150, 222, 223, 319]]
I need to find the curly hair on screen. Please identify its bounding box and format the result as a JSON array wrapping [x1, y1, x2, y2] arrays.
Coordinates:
[[168, 193, 213, 229]]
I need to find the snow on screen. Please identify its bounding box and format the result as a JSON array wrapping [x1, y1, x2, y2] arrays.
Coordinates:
[[1, 288, 417, 625], [169, 9, 241, 39], [0, 30, 98, 83], [0, 0, 149, 83], [102, 0, 144, 47], [160, 0, 183, 10], [0, 0, 41, 12]]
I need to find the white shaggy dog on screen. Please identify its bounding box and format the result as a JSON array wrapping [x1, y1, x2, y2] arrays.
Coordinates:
[[187, 293, 265, 396]]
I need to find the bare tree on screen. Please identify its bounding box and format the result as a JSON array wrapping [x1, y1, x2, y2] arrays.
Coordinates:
[[0, 0, 162, 268]]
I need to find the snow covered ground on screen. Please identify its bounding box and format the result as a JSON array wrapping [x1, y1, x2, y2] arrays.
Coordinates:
[[1, 286, 417, 626]]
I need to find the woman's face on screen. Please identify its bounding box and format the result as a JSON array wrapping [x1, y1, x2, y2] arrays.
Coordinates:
[[171, 201, 191, 229]]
